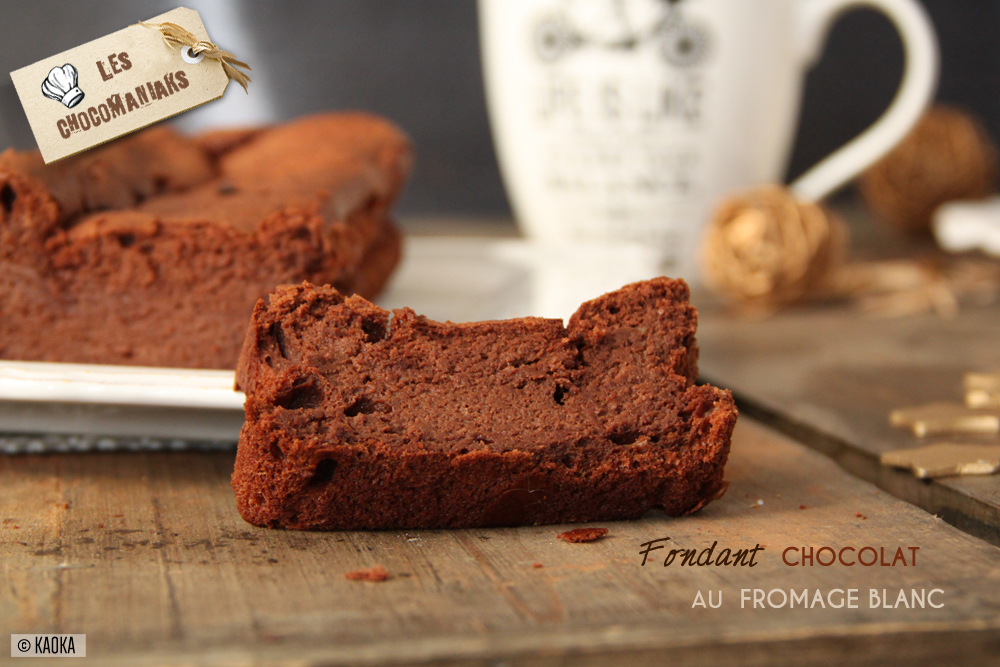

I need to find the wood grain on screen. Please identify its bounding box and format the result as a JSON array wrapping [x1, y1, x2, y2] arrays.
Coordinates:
[[697, 294, 1000, 545], [1, 419, 998, 666]]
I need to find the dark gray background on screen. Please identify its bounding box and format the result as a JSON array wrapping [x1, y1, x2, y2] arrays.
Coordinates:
[[1, 1, 997, 217]]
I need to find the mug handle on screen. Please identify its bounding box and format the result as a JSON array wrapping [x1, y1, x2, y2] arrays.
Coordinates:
[[789, 0, 939, 202]]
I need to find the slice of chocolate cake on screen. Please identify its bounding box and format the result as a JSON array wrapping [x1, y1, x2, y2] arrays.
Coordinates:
[[0, 112, 411, 369], [233, 278, 737, 530]]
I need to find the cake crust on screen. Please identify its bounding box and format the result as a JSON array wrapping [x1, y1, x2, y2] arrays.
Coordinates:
[[233, 278, 737, 530]]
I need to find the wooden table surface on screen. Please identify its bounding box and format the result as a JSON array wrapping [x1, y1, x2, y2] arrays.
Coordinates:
[[2, 418, 999, 667], [696, 280, 1000, 547], [4, 212, 1000, 665]]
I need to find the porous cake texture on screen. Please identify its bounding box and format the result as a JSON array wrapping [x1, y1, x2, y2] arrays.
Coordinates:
[[233, 278, 737, 530]]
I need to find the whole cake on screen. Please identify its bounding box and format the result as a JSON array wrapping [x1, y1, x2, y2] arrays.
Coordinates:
[[233, 278, 737, 530], [0, 112, 411, 369]]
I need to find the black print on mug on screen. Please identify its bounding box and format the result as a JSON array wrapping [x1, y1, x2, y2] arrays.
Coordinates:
[[42, 64, 85, 109], [533, 0, 710, 67]]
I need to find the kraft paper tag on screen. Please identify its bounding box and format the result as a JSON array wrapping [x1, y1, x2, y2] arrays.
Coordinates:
[[9, 7, 229, 163]]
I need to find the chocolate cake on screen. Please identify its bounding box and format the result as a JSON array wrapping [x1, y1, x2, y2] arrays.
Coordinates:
[[233, 278, 737, 530], [0, 112, 411, 369]]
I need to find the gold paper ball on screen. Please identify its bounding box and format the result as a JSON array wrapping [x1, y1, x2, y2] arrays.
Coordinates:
[[702, 185, 846, 309], [860, 105, 998, 235]]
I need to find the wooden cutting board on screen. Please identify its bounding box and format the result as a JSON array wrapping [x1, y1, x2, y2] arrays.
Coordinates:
[[698, 295, 1000, 546]]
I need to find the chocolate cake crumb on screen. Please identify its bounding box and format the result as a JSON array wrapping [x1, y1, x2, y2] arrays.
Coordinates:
[[0, 113, 410, 369], [344, 565, 390, 582], [233, 278, 737, 530], [557, 527, 609, 543]]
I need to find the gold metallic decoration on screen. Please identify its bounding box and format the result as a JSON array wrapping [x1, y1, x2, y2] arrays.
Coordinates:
[[889, 402, 1000, 438], [881, 443, 1000, 479], [701, 185, 847, 310], [700, 183, 1000, 318], [966, 372, 1000, 409]]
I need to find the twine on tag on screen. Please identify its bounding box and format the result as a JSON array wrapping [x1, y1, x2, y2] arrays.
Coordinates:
[[139, 21, 251, 93]]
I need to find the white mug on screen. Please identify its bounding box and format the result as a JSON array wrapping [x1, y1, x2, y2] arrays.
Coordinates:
[[479, 0, 938, 281]]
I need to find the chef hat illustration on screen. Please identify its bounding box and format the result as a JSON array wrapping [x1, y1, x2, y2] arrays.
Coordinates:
[[41, 64, 84, 109]]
